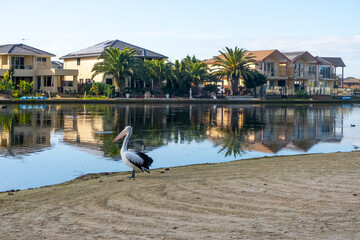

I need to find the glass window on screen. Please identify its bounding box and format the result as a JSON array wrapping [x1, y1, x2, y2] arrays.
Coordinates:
[[11, 57, 25, 69], [77, 58, 80, 66]]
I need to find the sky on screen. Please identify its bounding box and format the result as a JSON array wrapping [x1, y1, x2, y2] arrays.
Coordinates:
[[1, 0, 359, 78]]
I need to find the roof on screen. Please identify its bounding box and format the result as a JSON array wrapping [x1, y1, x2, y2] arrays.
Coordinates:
[[51, 60, 63, 68], [316, 56, 333, 66], [0, 44, 55, 56], [248, 49, 290, 62], [320, 57, 346, 67], [344, 77, 360, 84], [61, 40, 167, 59], [203, 49, 291, 65], [282, 51, 318, 63]]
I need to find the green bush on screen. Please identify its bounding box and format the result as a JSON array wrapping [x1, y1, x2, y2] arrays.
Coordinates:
[[202, 84, 218, 93], [104, 84, 115, 98]]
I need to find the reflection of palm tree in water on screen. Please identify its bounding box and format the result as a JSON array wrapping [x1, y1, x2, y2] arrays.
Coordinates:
[[216, 127, 247, 157], [215, 107, 266, 157]]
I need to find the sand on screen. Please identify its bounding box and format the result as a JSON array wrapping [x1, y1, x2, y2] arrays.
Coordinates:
[[1, 152, 359, 239]]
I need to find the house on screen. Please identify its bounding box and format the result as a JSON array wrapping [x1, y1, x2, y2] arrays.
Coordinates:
[[203, 48, 346, 96], [61, 40, 167, 88], [343, 77, 360, 89], [248, 50, 291, 94], [282, 51, 318, 91], [0, 44, 78, 93]]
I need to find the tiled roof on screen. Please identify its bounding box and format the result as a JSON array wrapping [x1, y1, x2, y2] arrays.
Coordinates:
[[203, 49, 290, 65], [51, 60, 63, 68], [283, 51, 317, 63], [316, 56, 333, 66], [320, 57, 346, 67], [344, 77, 360, 84], [282, 51, 306, 61], [248, 50, 276, 61], [61, 40, 167, 59], [0, 44, 55, 56]]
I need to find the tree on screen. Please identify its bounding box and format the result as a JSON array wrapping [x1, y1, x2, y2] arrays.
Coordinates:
[[18, 80, 33, 95], [211, 47, 256, 95], [91, 47, 143, 90], [0, 70, 14, 95], [243, 71, 267, 98], [144, 59, 174, 90]]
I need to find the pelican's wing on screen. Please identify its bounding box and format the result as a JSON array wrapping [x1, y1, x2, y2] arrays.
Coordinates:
[[126, 150, 153, 172]]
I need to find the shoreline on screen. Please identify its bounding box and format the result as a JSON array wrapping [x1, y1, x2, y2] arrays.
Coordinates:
[[1, 151, 359, 239], [1, 97, 360, 105]]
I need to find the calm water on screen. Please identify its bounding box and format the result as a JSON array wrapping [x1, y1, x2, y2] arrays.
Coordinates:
[[0, 103, 359, 191]]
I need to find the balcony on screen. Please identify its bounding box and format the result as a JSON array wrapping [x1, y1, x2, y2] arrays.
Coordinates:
[[293, 71, 316, 79], [263, 70, 288, 79], [12, 65, 33, 70], [319, 73, 337, 80]]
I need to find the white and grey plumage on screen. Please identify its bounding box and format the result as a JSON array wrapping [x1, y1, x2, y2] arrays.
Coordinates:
[[112, 126, 153, 178]]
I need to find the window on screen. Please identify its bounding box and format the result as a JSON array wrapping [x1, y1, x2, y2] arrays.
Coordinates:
[[86, 79, 91, 84], [11, 56, 25, 69], [36, 57, 47, 67], [106, 78, 112, 85], [319, 66, 330, 78], [259, 62, 263, 70], [264, 62, 275, 76], [77, 58, 80, 66], [43, 76, 52, 87], [79, 79, 84, 84]]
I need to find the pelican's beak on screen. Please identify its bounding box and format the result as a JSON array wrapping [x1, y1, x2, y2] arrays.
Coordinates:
[[112, 129, 127, 142]]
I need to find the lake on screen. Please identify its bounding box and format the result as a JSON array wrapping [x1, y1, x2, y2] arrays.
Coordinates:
[[0, 103, 359, 191]]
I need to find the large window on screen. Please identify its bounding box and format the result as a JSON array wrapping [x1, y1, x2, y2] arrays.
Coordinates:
[[11, 56, 25, 69], [43, 76, 52, 87], [264, 62, 275, 76], [295, 63, 304, 77], [319, 66, 331, 78]]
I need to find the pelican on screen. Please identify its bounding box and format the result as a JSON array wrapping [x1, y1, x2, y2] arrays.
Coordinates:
[[113, 126, 153, 178]]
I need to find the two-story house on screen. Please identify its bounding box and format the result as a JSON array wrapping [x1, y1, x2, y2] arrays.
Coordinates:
[[282, 51, 318, 92], [248, 50, 291, 94], [61, 39, 167, 89], [0, 44, 78, 93]]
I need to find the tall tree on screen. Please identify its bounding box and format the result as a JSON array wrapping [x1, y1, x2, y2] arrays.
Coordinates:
[[91, 47, 143, 90], [145, 59, 174, 90], [211, 47, 256, 95], [243, 70, 267, 98]]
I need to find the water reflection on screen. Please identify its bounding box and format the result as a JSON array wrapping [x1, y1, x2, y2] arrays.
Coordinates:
[[0, 103, 353, 159]]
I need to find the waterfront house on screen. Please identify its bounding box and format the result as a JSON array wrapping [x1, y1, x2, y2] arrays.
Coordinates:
[[61, 40, 167, 88], [282, 51, 318, 92], [0, 44, 78, 93], [343, 77, 360, 89], [247, 50, 291, 94]]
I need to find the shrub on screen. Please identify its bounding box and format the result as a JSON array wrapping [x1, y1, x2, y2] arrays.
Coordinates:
[[202, 84, 218, 93], [104, 84, 115, 98]]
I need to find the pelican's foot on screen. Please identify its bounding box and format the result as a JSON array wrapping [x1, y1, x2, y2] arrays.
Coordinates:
[[127, 170, 136, 178]]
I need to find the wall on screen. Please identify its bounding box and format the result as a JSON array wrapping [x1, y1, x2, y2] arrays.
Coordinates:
[[64, 57, 103, 82]]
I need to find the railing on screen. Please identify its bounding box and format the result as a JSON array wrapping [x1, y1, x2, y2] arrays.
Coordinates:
[[12, 65, 33, 69], [319, 73, 337, 80], [263, 70, 288, 78], [294, 71, 316, 78]]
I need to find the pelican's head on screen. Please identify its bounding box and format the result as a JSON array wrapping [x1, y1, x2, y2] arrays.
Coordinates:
[[112, 126, 132, 142]]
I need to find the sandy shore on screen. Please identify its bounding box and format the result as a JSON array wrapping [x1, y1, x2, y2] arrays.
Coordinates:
[[1, 152, 359, 239]]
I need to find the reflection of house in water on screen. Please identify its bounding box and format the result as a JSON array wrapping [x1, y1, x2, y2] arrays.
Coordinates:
[[204, 105, 344, 154], [0, 105, 54, 157]]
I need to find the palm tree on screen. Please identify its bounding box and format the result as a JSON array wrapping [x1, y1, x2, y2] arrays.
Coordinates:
[[243, 70, 267, 98], [91, 47, 143, 90], [145, 59, 175, 90], [211, 47, 256, 95]]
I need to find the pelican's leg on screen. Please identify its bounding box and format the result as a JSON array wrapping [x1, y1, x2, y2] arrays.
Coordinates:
[[128, 170, 135, 178]]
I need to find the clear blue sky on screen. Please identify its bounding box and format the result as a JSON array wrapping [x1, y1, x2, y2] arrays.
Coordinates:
[[1, 0, 359, 77]]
